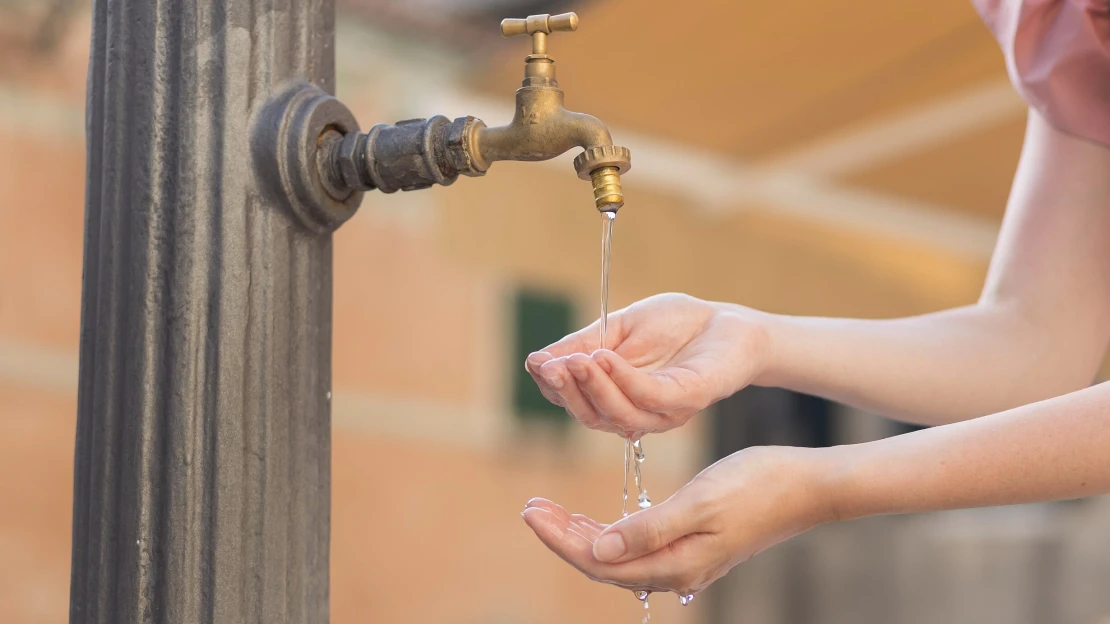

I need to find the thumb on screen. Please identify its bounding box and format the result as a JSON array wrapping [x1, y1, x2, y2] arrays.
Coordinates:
[[592, 491, 707, 564]]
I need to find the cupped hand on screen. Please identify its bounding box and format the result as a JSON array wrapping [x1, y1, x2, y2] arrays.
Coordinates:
[[524, 293, 771, 436], [521, 446, 835, 596]]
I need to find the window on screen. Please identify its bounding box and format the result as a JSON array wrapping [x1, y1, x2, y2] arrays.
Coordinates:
[[711, 387, 836, 461], [712, 388, 938, 462], [512, 289, 574, 424]]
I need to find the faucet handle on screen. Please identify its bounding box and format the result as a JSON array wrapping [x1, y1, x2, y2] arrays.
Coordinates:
[[501, 13, 579, 56]]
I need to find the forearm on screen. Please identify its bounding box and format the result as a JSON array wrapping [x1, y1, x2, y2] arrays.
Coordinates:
[[746, 112, 1110, 425], [752, 303, 1092, 424], [824, 381, 1110, 520]]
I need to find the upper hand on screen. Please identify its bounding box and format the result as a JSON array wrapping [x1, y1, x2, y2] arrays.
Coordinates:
[[524, 293, 771, 436], [520, 446, 834, 596]]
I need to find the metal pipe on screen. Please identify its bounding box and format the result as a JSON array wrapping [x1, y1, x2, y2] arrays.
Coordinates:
[[71, 1, 336, 622]]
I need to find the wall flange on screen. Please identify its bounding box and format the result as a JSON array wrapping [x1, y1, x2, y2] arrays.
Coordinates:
[[253, 83, 362, 233]]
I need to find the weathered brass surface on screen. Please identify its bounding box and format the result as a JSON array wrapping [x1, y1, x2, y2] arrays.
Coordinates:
[[574, 146, 632, 211], [315, 12, 631, 211], [589, 167, 623, 212], [472, 12, 631, 210], [500, 12, 579, 56]]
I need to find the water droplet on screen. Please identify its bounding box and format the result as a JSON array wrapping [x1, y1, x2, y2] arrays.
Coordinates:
[[621, 438, 632, 517], [635, 589, 652, 623], [631, 439, 648, 510]]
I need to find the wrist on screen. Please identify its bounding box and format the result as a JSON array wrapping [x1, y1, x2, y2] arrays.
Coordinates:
[[810, 443, 877, 524], [760, 446, 854, 532], [712, 302, 781, 388]]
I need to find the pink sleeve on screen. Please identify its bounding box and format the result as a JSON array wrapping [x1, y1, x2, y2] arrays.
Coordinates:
[[972, 0, 1110, 146]]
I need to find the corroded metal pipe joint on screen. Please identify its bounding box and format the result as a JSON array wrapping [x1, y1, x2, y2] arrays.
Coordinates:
[[316, 115, 488, 196]]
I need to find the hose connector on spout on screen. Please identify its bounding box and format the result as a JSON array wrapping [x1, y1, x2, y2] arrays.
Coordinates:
[[574, 145, 632, 211]]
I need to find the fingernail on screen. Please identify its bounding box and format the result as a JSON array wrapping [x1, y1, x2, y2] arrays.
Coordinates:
[[527, 352, 553, 369], [593, 532, 627, 562], [593, 352, 613, 374], [569, 364, 588, 383]]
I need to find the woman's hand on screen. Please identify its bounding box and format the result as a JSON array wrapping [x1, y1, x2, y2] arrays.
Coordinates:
[[525, 293, 771, 436], [521, 446, 834, 596]]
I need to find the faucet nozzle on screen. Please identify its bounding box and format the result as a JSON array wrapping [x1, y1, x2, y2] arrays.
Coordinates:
[[574, 145, 632, 211], [590, 168, 624, 211]]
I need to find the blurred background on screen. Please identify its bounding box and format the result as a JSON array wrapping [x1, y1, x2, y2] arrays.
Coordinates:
[[2, 0, 1110, 622]]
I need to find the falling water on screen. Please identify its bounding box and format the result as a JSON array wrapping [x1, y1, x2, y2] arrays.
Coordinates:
[[632, 439, 650, 511], [622, 438, 631, 517], [599, 210, 655, 623], [628, 438, 651, 622], [599, 210, 616, 350]]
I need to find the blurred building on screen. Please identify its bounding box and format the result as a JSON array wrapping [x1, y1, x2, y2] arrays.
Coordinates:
[[0, 1, 1107, 623]]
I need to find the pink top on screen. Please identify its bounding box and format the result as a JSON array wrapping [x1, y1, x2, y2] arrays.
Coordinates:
[[972, 0, 1110, 146]]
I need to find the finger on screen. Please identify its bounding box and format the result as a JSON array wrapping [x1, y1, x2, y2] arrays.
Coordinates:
[[524, 497, 571, 518], [525, 352, 566, 406], [564, 353, 667, 433], [593, 350, 708, 415], [524, 499, 609, 538], [523, 507, 600, 571], [593, 488, 711, 564], [532, 357, 568, 395], [528, 371, 567, 407], [522, 503, 715, 592], [539, 358, 605, 429], [538, 326, 597, 359], [525, 351, 554, 375], [571, 514, 605, 540], [536, 309, 627, 359]]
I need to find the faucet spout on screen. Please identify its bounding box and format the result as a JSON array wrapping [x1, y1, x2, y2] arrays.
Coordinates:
[[468, 82, 630, 211], [472, 88, 614, 168]]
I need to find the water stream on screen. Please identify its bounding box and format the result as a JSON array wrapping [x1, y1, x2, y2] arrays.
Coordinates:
[[600, 210, 655, 622], [600, 209, 695, 618]]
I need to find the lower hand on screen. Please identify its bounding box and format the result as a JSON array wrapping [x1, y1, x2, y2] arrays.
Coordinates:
[[521, 446, 836, 596]]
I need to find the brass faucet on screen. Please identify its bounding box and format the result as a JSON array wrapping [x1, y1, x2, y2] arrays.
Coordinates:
[[312, 12, 631, 220], [471, 13, 632, 211]]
